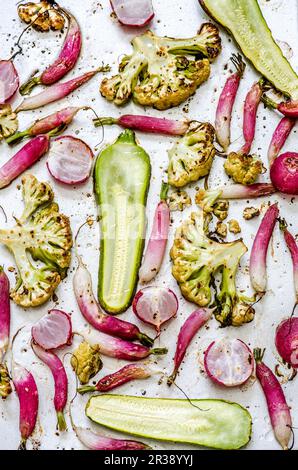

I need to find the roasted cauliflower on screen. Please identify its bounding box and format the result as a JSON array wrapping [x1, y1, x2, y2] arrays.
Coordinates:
[[0, 363, 12, 399], [168, 189, 191, 211], [18, 1, 65, 32], [100, 23, 221, 110], [71, 341, 102, 385], [0, 105, 18, 141], [168, 123, 216, 187], [0, 175, 72, 307], [171, 210, 254, 327], [224, 152, 263, 185]]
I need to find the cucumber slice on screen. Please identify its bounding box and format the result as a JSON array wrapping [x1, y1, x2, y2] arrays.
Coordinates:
[[200, 0, 298, 100], [86, 394, 252, 450], [94, 130, 151, 314]]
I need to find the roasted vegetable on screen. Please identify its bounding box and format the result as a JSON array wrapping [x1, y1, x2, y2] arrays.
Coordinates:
[[168, 123, 216, 187], [215, 221, 227, 238], [0, 105, 18, 141], [94, 130, 151, 314], [86, 394, 252, 450], [18, 1, 65, 32], [100, 24, 221, 110], [243, 207, 260, 220], [71, 341, 102, 385], [199, 0, 298, 100], [228, 219, 241, 234], [168, 189, 191, 212], [171, 211, 254, 327], [224, 152, 263, 185], [0, 175, 72, 307]]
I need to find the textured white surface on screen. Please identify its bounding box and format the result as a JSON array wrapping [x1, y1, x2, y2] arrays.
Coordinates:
[[0, 0, 297, 450]]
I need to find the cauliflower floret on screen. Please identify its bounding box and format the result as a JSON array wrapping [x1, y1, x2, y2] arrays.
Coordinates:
[[215, 221, 227, 238], [224, 152, 263, 185], [171, 211, 254, 326], [100, 23, 221, 110], [18, 2, 65, 32], [0, 175, 72, 307], [0, 105, 18, 141], [243, 206, 260, 220], [168, 189, 191, 211], [228, 219, 241, 234], [0, 363, 12, 399], [168, 123, 215, 187], [213, 200, 229, 221], [71, 341, 102, 385]]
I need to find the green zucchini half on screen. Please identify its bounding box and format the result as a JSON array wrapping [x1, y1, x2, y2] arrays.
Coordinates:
[[86, 394, 252, 450], [94, 130, 151, 314], [200, 0, 298, 100]]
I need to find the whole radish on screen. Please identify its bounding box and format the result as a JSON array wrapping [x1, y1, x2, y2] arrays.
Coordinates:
[[267, 117, 295, 166], [0, 267, 12, 399], [239, 81, 262, 155], [270, 152, 298, 195]]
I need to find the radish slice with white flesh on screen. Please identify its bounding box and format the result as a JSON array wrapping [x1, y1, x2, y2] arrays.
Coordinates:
[[132, 287, 178, 335], [0, 60, 19, 103], [110, 0, 154, 27], [47, 136, 93, 185], [204, 338, 254, 387], [31, 309, 72, 350]]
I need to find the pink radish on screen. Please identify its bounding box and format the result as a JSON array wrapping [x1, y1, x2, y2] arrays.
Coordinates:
[[47, 136, 93, 185], [0, 135, 50, 189], [204, 338, 254, 387], [78, 364, 152, 394], [0, 267, 12, 399], [139, 182, 170, 283], [31, 309, 72, 351], [275, 318, 298, 368], [203, 183, 276, 200], [86, 331, 167, 361], [254, 348, 292, 450], [12, 361, 39, 449], [239, 81, 262, 155], [133, 287, 178, 336], [267, 117, 295, 166], [7, 106, 83, 145], [94, 114, 190, 136], [270, 152, 298, 195], [110, 0, 154, 27], [73, 253, 153, 346], [31, 341, 68, 431], [263, 94, 298, 118], [250, 203, 279, 295], [20, 9, 82, 95], [168, 308, 212, 385], [15, 67, 109, 112], [280, 219, 298, 306], [215, 53, 245, 151], [0, 60, 19, 103]]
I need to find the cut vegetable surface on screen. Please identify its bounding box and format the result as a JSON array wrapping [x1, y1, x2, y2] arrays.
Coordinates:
[[94, 130, 151, 314], [0, 60, 19, 103], [86, 394, 252, 449], [204, 338, 254, 387], [47, 136, 93, 185], [31, 309, 72, 350], [199, 0, 298, 100], [110, 0, 154, 27]]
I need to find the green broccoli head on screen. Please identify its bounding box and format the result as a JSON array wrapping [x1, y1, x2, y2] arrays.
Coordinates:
[[100, 24, 221, 110], [168, 123, 215, 187], [171, 211, 254, 327], [0, 104, 18, 141], [224, 152, 263, 185], [0, 175, 72, 308]]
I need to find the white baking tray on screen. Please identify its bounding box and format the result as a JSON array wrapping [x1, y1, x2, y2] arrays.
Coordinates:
[[0, 0, 297, 450]]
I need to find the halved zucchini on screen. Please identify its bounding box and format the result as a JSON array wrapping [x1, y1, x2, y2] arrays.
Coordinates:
[[200, 0, 298, 99], [94, 130, 151, 314], [86, 394, 252, 450]]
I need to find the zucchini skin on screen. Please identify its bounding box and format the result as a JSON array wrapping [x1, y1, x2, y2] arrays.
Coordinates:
[[199, 0, 298, 100], [86, 394, 252, 450], [94, 130, 151, 314]]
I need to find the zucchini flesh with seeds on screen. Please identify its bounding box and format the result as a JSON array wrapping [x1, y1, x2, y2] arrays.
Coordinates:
[[86, 394, 252, 450], [199, 0, 298, 100], [94, 130, 151, 314]]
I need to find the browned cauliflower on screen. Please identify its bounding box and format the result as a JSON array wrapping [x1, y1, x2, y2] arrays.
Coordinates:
[[0, 105, 18, 141], [71, 341, 102, 385], [18, 1, 65, 32], [224, 152, 263, 185], [215, 221, 227, 238], [243, 207, 260, 220], [228, 219, 241, 234], [168, 190, 191, 211], [0, 364, 12, 399]]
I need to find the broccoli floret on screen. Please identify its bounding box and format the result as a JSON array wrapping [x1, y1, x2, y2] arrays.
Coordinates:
[[168, 189, 191, 211], [18, 2, 65, 32], [168, 123, 216, 187], [0, 105, 18, 141], [71, 341, 102, 385], [224, 152, 263, 185], [170, 211, 254, 327], [0, 175, 72, 308], [100, 23, 221, 110]]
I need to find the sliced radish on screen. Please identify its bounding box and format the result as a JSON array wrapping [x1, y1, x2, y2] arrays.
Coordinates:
[[204, 338, 254, 387], [31, 309, 72, 350], [0, 60, 19, 103], [110, 0, 154, 27], [47, 136, 93, 185], [275, 317, 298, 368], [132, 287, 178, 335]]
